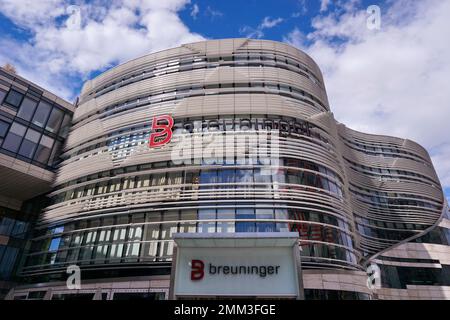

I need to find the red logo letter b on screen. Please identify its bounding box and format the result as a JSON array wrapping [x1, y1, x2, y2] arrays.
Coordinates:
[[191, 260, 204, 281], [149, 115, 174, 148]]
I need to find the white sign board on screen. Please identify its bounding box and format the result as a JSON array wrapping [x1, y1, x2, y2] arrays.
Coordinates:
[[174, 246, 299, 297]]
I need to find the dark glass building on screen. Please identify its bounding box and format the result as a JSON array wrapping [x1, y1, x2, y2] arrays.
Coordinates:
[[3, 39, 450, 300], [0, 67, 74, 298]]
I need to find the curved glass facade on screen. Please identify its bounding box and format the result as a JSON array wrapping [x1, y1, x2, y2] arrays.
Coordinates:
[[17, 39, 446, 300]]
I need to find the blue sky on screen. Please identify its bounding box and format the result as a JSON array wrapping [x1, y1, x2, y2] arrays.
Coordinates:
[[0, 0, 386, 96], [0, 0, 449, 201]]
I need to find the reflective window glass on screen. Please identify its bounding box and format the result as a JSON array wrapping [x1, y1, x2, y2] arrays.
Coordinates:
[[163, 211, 179, 222], [45, 107, 63, 133], [17, 97, 38, 121], [218, 169, 235, 184], [254, 169, 272, 183], [18, 128, 40, 158], [256, 208, 273, 220], [0, 89, 6, 103], [49, 237, 61, 251], [329, 182, 338, 195], [144, 223, 160, 241], [160, 223, 178, 240], [4, 89, 24, 109], [151, 173, 166, 186], [32, 101, 52, 127], [59, 113, 72, 137], [200, 170, 218, 186], [167, 171, 182, 185], [0, 247, 18, 278], [256, 209, 275, 232], [217, 209, 235, 233], [0, 120, 9, 138], [198, 209, 216, 233], [236, 169, 253, 183], [0, 217, 15, 236], [34, 135, 54, 164], [236, 208, 256, 232], [2, 122, 26, 152], [47, 140, 62, 166]]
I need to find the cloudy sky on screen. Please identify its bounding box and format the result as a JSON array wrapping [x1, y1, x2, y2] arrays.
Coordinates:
[[0, 0, 449, 201]]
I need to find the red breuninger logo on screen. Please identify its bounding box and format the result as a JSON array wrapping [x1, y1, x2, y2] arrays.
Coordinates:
[[149, 115, 174, 148], [191, 259, 205, 281]]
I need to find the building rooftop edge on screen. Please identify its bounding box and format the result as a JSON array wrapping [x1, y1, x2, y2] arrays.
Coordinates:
[[80, 38, 319, 95], [0, 66, 75, 111]]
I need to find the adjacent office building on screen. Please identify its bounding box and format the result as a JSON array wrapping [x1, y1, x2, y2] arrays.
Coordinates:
[[0, 67, 74, 298], [3, 39, 450, 299]]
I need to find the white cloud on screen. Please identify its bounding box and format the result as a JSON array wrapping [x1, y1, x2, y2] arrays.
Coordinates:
[[283, 27, 305, 49], [432, 144, 450, 189], [320, 0, 331, 12], [239, 26, 264, 40], [190, 3, 199, 19], [293, 0, 308, 16], [260, 17, 284, 29], [284, 0, 450, 190], [0, 0, 204, 101], [0, 0, 66, 27], [241, 16, 284, 39], [205, 6, 223, 20]]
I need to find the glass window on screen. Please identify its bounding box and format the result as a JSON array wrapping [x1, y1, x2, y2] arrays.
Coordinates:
[[0, 120, 9, 138], [200, 170, 218, 186], [286, 169, 297, 184], [32, 101, 52, 127], [2, 122, 26, 152], [236, 169, 253, 183], [18, 128, 41, 158], [109, 228, 127, 260], [0, 89, 7, 103], [218, 169, 235, 184], [17, 97, 38, 121], [0, 217, 15, 236], [59, 113, 72, 138], [125, 242, 141, 258], [151, 173, 166, 186], [179, 221, 197, 233], [47, 140, 62, 166], [167, 171, 182, 185], [128, 225, 143, 241], [256, 208, 273, 220], [160, 223, 178, 240], [275, 208, 288, 220], [34, 135, 54, 164], [256, 209, 275, 232], [329, 182, 338, 195], [236, 208, 256, 232], [49, 237, 61, 251], [217, 209, 235, 233], [254, 169, 272, 184], [320, 176, 329, 191], [11, 220, 28, 238], [144, 223, 160, 241], [198, 209, 216, 233], [163, 211, 179, 222], [108, 178, 123, 192], [0, 247, 18, 278], [4, 89, 24, 109], [94, 229, 111, 261], [45, 107, 64, 133], [304, 172, 317, 186]]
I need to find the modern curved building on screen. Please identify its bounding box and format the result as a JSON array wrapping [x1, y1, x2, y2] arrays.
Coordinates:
[[7, 39, 450, 300]]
